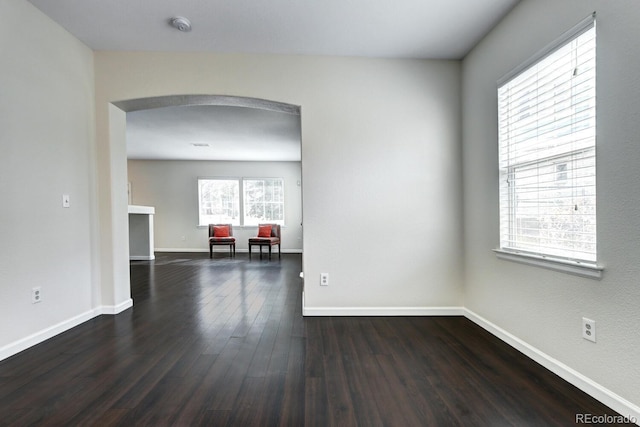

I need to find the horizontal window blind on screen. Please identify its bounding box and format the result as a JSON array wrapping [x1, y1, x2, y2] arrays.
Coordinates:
[[498, 15, 596, 263]]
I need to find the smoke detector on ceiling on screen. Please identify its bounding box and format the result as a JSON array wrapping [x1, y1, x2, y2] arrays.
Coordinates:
[[170, 16, 192, 32]]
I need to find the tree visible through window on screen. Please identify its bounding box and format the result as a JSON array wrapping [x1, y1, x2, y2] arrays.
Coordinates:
[[198, 179, 240, 226], [198, 177, 284, 226], [244, 178, 284, 226], [498, 15, 596, 263]]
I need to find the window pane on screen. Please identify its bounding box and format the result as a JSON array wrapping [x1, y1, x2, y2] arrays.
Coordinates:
[[198, 179, 240, 226], [243, 178, 285, 226], [502, 150, 596, 261]]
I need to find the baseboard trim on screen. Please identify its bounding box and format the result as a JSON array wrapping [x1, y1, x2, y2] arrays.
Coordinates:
[[155, 248, 208, 253], [302, 306, 464, 316], [98, 298, 134, 315], [0, 299, 134, 362], [0, 308, 99, 362], [464, 309, 640, 424], [155, 248, 303, 254], [129, 255, 155, 261]]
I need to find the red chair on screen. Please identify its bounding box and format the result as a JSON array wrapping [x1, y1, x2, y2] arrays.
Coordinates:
[[208, 224, 236, 258], [248, 224, 281, 260]]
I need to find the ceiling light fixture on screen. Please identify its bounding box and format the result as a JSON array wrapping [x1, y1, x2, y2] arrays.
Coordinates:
[[170, 16, 192, 32]]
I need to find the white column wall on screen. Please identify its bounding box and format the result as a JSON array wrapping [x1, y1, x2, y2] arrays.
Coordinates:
[[95, 53, 463, 313]]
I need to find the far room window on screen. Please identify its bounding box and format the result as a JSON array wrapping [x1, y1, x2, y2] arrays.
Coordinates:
[[198, 178, 240, 226], [243, 178, 285, 226], [198, 177, 284, 226], [498, 14, 596, 264]]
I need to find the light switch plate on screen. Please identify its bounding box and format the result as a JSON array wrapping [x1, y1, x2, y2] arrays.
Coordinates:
[[62, 194, 70, 208]]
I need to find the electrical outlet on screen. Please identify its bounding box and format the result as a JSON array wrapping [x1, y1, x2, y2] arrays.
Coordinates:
[[320, 273, 329, 286], [582, 317, 596, 342], [32, 287, 42, 304]]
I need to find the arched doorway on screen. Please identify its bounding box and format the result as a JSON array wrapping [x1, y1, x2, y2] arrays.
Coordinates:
[[104, 95, 302, 311]]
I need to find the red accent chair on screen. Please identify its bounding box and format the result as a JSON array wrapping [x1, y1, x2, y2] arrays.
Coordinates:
[[248, 224, 281, 260], [209, 224, 236, 258]]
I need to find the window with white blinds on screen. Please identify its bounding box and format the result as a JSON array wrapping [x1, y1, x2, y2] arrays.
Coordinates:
[[498, 15, 596, 264]]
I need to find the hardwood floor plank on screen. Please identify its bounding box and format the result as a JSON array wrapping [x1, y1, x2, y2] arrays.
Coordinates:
[[304, 377, 330, 427], [225, 376, 267, 425], [303, 319, 325, 379], [279, 336, 306, 426], [322, 353, 358, 426], [339, 352, 385, 426]]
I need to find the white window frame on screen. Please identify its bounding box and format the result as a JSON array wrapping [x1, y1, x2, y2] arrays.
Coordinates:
[[243, 178, 285, 226], [495, 13, 602, 278], [197, 177, 285, 227], [197, 178, 241, 226]]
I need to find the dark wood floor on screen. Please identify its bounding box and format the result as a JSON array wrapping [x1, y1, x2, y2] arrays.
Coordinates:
[[0, 253, 627, 426]]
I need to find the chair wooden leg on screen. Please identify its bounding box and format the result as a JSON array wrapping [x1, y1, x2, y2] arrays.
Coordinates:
[[268, 245, 272, 260], [278, 244, 281, 259], [249, 244, 252, 260], [209, 244, 213, 259], [259, 246, 263, 260]]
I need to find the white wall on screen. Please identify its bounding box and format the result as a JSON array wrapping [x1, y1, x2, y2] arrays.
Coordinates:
[[94, 53, 463, 313], [462, 0, 640, 413], [127, 160, 303, 252], [0, 0, 97, 356]]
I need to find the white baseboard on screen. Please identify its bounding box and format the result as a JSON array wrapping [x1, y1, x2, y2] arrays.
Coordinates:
[[129, 255, 155, 261], [0, 308, 99, 362], [155, 248, 303, 254], [155, 248, 208, 253], [98, 298, 134, 315], [302, 306, 464, 316], [0, 299, 134, 362], [464, 309, 640, 424]]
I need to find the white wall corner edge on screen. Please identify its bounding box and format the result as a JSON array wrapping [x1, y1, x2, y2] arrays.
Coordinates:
[[0, 299, 134, 362], [302, 306, 465, 316], [464, 309, 640, 424]]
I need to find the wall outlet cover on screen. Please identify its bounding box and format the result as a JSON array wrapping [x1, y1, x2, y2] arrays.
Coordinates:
[[582, 317, 596, 342]]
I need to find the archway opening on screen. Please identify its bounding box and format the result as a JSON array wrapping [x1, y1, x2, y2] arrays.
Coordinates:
[[109, 95, 303, 305]]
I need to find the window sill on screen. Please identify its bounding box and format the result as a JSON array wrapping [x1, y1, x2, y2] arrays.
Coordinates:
[[493, 249, 603, 279]]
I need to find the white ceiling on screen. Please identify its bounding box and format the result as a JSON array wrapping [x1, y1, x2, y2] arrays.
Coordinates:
[[27, 0, 519, 161], [126, 105, 301, 161], [27, 0, 519, 59]]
